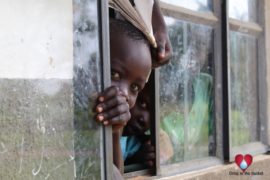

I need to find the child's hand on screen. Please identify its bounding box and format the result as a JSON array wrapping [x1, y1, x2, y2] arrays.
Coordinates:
[[151, 0, 172, 68], [140, 140, 155, 167], [152, 31, 172, 68], [124, 137, 155, 167], [95, 86, 131, 132]]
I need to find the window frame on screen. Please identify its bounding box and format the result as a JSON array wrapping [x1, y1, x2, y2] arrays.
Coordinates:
[[73, 0, 111, 179], [99, 0, 270, 179], [154, 0, 269, 177], [226, 0, 269, 161], [98, 0, 113, 179], [155, 0, 224, 177]]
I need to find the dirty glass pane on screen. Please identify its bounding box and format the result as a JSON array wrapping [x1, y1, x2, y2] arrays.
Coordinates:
[[229, 0, 257, 22], [161, 0, 212, 12], [73, 0, 103, 179], [159, 17, 214, 165], [229, 31, 258, 147]]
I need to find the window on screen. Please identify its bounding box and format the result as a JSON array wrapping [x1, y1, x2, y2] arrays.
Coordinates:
[[159, 18, 215, 164], [161, 0, 212, 12], [73, 0, 112, 179], [72, 0, 270, 178], [73, 0, 106, 179], [1, 0, 269, 179], [75, 0, 269, 179], [150, 0, 268, 177], [227, 0, 268, 159], [154, 1, 221, 176]]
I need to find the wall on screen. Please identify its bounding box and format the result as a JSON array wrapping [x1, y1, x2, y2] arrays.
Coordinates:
[[0, 0, 104, 179], [0, 0, 73, 79], [0, 1, 74, 179], [266, 0, 270, 146]]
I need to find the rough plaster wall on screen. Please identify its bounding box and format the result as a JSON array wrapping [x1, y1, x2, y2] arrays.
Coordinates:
[[0, 0, 76, 179], [0, 80, 74, 180], [266, 0, 270, 146], [0, 0, 73, 79]]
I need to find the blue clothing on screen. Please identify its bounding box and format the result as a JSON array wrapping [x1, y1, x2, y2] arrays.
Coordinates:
[[120, 136, 142, 160]]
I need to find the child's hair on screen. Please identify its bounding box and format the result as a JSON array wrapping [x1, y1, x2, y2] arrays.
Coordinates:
[[110, 18, 150, 46]]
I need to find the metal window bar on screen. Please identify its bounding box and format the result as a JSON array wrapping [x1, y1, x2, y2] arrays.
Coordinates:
[[98, 0, 113, 179], [221, 0, 230, 162]]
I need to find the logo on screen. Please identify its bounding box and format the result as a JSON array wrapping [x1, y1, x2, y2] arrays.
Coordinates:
[[229, 154, 263, 176], [235, 154, 253, 172]]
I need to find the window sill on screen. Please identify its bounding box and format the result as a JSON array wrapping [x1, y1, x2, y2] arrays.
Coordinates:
[[126, 154, 270, 180], [158, 154, 270, 180]]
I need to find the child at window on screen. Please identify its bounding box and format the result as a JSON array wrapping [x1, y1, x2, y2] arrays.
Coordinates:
[[94, 18, 152, 174], [121, 82, 174, 169], [121, 82, 155, 168], [109, 0, 172, 68]]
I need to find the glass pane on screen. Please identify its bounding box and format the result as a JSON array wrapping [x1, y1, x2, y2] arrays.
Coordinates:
[[73, 0, 103, 179], [229, 0, 257, 22], [161, 0, 212, 12], [229, 31, 258, 147], [159, 17, 214, 165]]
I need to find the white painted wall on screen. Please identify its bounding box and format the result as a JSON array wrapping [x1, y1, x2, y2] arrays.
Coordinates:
[[266, 0, 270, 145], [0, 0, 72, 79]]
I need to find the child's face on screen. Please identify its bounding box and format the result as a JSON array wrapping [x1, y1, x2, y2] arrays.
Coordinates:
[[110, 32, 152, 108], [123, 85, 151, 136]]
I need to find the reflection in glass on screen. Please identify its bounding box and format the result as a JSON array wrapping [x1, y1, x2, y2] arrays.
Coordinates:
[[229, 0, 257, 22], [161, 0, 212, 12], [229, 31, 258, 147], [73, 0, 103, 178], [159, 17, 214, 165]]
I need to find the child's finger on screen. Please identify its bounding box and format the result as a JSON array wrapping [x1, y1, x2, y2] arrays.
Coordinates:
[[104, 111, 131, 126], [97, 86, 119, 102], [97, 103, 129, 122], [143, 144, 155, 152], [156, 35, 172, 63], [96, 95, 127, 113], [157, 40, 166, 60], [164, 40, 172, 60], [145, 160, 154, 167], [145, 152, 155, 161]]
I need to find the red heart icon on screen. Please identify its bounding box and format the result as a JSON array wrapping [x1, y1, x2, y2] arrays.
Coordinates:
[[235, 154, 253, 172]]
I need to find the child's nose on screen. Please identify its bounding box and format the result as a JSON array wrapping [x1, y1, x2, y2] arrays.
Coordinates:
[[138, 117, 147, 128], [119, 86, 129, 103]]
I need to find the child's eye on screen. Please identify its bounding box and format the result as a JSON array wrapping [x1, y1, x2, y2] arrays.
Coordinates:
[[111, 71, 120, 80], [130, 84, 140, 93]]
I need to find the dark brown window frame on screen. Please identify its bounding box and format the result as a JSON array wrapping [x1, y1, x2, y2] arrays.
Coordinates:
[[98, 0, 269, 179]]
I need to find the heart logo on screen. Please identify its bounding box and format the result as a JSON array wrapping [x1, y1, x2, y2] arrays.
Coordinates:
[[235, 154, 253, 172]]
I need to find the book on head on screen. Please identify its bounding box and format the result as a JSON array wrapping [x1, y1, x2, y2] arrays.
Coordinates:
[[109, 0, 157, 48]]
